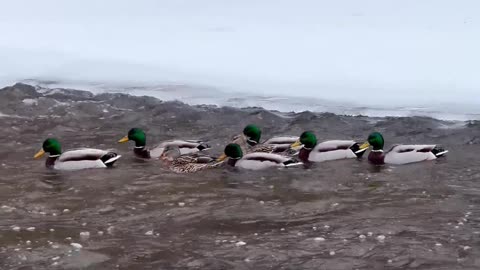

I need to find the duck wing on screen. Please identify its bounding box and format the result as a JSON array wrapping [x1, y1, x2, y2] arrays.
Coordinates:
[[56, 148, 121, 170], [385, 144, 440, 164], [264, 136, 299, 145], [235, 152, 300, 170], [150, 140, 210, 158], [174, 154, 216, 165], [59, 148, 109, 162], [231, 134, 250, 153], [250, 144, 276, 153], [169, 161, 223, 173], [313, 140, 356, 152], [264, 136, 301, 153], [242, 153, 291, 163], [169, 154, 222, 173], [307, 140, 358, 162]]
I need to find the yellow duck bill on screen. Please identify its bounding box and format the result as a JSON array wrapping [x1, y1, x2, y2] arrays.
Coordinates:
[[217, 153, 228, 162], [34, 149, 45, 159], [359, 142, 370, 150], [118, 136, 129, 143], [290, 141, 303, 148]]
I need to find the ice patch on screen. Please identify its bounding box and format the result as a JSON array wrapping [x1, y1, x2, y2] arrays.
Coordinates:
[[1, 205, 16, 212], [0, 112, 28, 119], [376, 235, 386, 242], [52, 99, 71, 107], [22, 98, 38, 106], [235, 241, 247, 246], [70, 243, 83, 249]]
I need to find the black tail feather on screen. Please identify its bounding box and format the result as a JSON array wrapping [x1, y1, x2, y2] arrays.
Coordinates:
[[350, 143, 367, 158], [101, 152, 121, 167], [431, 146, 448, 157], [283, 158, 303, 167], [197, 142, 210, 151]]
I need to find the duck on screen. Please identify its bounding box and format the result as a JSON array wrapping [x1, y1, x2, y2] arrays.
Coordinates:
[[232, 124, 300, 154], [118, 128, 210, 159], [34, 138, 121, 170], [159, 145, 223, 173], [290, 131, 367, 163], [360, 132, 448, 165], [217, 143, 302, 170]]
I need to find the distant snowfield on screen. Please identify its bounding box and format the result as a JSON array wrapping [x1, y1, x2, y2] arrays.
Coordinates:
[[0, 0, 479, 120]]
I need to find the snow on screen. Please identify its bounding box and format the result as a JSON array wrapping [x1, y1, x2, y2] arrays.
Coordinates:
[[22, 98, 38, 106], [376, 235, 386, 241], [235, 241, 247, 247], [0, 1, 479, 119], [70, 243, 83, 249]]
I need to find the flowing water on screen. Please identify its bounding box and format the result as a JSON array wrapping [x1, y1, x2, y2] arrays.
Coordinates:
[[1, 83, 480, 269]]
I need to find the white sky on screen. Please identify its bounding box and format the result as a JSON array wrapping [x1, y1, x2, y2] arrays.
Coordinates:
[[0, 0, 479, 106]]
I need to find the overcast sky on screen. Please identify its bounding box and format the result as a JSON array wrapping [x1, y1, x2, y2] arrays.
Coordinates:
[[0, 0, 479, 105]]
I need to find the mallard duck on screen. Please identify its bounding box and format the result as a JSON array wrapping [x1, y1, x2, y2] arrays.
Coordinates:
[[159, 145, 223, 173], [217, 143, 302, 170], [290, 131, 367, 163], [232, 124, 299, 154], [34, 138, 121, 170], [360, 132, 448, 165], [118, 128, 210, 159]]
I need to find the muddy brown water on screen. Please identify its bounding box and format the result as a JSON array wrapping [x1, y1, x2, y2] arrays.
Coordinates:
[[1, 83, 480, 269]]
